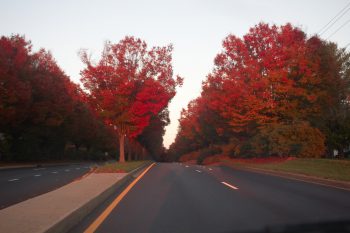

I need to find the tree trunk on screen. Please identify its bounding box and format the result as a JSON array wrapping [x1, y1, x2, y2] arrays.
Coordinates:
[[119, 134, 125, 162], [126, 137, 131, 161]]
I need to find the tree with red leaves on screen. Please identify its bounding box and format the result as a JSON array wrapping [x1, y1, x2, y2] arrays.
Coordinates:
[[200, 23, 328, 157], [80, 36, 182, 162], [0, 35, 116, 161], [203, 23, 323, 132], [169, 23, 350, 160]]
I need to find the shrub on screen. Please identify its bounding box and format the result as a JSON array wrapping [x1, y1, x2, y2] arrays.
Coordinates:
[[254, 122, 326, 158], [197, 145, 222, 164]]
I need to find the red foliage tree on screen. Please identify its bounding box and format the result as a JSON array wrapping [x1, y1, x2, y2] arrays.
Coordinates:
[[0, 35, 32, 130], [80, 36, 182, 162], [204, 24, 322, 133], [169, 23, 332, 159], [0, 35, 117, 161]]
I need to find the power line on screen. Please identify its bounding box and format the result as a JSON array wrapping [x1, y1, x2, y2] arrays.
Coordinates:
[[326, 18, 350, 40], [318, 2, 350, 36]]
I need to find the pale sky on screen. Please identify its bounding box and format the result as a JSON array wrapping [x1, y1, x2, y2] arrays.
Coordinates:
[[1, 0, 350, 148]]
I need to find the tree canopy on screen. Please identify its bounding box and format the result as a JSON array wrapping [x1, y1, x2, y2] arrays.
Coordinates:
[[80, 36, 182, 162], [169, 23, 350, 162]]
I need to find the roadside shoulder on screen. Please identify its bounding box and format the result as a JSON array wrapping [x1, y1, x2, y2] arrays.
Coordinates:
[[224, 164, 350, 191]]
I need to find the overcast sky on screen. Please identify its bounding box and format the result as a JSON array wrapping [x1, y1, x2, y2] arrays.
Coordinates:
[[1, 0, 350, 148]]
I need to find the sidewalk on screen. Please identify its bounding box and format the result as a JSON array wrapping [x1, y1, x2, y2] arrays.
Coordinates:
[[0, 171, 131, 233]]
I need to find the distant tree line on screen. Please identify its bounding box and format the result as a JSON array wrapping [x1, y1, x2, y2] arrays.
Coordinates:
[[168, 23, 350, 162]]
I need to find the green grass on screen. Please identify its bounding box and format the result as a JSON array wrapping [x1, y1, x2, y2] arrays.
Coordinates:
[[95, 160, 150, 173], [232, 158, 350, 182]]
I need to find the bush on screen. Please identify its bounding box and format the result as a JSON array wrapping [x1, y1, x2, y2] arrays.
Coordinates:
[[179, 151, 200, 162], [220, 138, 239, 158], [253, 122, 326, 158], [197, 145, 222, 164]]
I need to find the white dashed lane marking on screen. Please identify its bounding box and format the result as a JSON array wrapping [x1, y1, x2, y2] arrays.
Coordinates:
[[34, 174, 41, 177], [221, 181, 239, 190], [8, 178, 19, 182], [51, 171, 58, 174], [195, 170, 202, 173]]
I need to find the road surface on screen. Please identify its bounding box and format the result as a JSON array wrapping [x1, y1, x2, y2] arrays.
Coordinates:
[[72, 163, 350, 233], [0, 163, 92, 209]]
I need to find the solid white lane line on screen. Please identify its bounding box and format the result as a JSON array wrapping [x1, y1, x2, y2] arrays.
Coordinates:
[[34, 174, 41, 177], [221, 181, 239, 190], [8, 178, 19, 182], [195, 170, 202, 173]]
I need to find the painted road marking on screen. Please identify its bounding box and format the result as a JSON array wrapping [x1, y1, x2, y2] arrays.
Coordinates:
[[221, 181, 239, 190], [195, 170, 202, 173], [208, 168, 213, 171], [84, 163, 156, 233], [34, 174, 41, 177], [8, 178, 19, 182], [51, 171, 58, 174], [185, 165, 189, 168]]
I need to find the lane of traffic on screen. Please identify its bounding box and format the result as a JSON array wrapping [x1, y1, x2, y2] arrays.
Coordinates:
[[2, 164, 92, 182], [0, 163, 92, 209], [94, 162, 242, 233], [85, 162, 350, 233]]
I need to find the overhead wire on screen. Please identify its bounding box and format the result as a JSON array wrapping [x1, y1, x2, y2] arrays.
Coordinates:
[[326, 18, 350, 40], [318, 2, 350, 36]]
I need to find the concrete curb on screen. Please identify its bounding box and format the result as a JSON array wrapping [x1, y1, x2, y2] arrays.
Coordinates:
[[0, 164, 37, 170], [45, 161, 154, 233], [224, 164, 350, 191]]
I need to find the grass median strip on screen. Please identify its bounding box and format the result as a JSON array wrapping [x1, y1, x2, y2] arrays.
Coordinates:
[[94, 160, 150, 173], [227, 158, 350, 182]]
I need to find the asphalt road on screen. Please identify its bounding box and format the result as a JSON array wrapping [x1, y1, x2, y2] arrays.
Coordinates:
[[72, 163, 350, 233], [0, 163, 92, 209]]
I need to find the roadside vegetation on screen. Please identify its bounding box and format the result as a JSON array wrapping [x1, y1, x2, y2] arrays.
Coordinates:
[[168, 23, 350, 163], [0, 35, 178, 162], [224, 158, 350, 182]]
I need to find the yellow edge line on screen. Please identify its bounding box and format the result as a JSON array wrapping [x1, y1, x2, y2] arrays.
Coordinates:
[[84, 162, 156, 233]]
